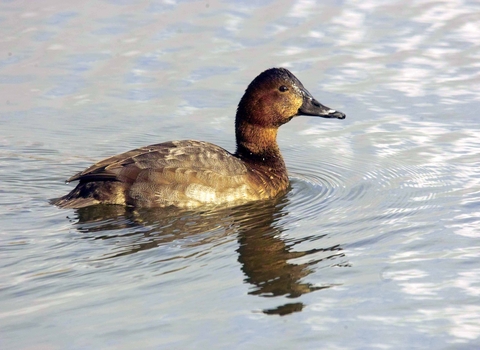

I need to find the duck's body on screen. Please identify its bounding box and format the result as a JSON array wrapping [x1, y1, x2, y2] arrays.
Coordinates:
[[52, 68, 345, 209], [54, 140, 289, 208]]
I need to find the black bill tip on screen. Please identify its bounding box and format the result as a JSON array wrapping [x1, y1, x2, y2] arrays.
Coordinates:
[[327, 109, 346, 119]]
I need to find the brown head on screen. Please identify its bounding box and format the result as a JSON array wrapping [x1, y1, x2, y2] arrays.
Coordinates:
[[235, 67, 345, 158]]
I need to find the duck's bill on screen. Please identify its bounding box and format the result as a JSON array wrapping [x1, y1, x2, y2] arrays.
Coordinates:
[[298, 94, 346, 119]]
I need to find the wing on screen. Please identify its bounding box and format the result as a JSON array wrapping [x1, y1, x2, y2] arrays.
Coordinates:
[[67, 140, 248, 184]]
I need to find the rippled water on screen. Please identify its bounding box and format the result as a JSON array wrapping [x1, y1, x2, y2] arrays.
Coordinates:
[[1, 0, 480, 348]]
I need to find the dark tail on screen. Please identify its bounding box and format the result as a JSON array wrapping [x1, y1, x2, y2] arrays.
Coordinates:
[[50, 181, 127, 209]]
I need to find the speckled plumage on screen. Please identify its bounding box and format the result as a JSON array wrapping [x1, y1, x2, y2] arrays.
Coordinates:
[[52, 68, 345, 209]]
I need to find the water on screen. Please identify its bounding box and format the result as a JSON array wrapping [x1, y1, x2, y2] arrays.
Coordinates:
[[1, 0, 480, 348]]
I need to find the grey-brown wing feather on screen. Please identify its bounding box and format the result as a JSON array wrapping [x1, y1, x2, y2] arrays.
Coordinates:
[[67, 140, 248, 184]]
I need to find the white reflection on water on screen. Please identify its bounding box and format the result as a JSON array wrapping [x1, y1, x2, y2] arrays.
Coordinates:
[[331, 9, 365, 44], [414, 0, 471, 26], [451, 214, 480, 238], [453, 269, 480, 297], [419, 306, 480, 342], [290, 0, 317, 18]]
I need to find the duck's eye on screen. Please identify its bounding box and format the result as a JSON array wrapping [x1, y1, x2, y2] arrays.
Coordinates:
[[279, 85, 288, 92]]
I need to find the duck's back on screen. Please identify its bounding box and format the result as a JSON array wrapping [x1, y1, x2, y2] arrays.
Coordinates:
[[53, 140, 269, 209]]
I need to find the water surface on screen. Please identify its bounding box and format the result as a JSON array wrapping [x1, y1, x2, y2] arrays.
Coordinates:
[[1, 0, 480, 349]]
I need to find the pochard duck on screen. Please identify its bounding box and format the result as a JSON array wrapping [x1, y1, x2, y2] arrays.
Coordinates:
[[52, 67, 345, 209]]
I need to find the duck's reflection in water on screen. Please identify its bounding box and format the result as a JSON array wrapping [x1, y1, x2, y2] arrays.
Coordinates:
[[71, 197, 348, 316]]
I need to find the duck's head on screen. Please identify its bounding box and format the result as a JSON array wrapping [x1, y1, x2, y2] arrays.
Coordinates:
[[236, 67, 345, 129]]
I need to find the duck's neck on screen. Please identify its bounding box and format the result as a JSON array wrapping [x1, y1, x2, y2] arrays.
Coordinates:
[[234, 121, 285, 167]]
